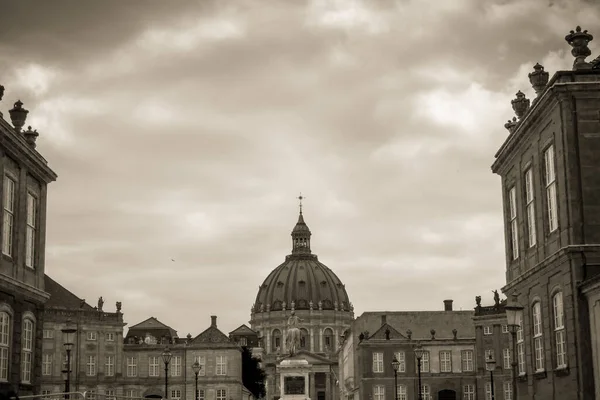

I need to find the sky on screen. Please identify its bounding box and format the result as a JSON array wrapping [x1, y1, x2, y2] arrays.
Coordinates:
[[0, 0, 599, 337]]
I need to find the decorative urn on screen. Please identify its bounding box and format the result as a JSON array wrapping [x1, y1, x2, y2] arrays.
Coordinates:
[[565, 26, 594, 70], [528, 63, 549, 96], [511, 91, 530, 119], [504, 117, 518, 133], [9, 100, 29, 132], [23, 126, 39, 148]]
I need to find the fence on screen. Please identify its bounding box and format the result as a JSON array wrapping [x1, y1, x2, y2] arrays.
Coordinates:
[[16, 392, 157, 400]]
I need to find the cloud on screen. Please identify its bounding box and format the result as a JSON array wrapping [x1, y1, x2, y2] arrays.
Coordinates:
[[0, 0, 598, 334]]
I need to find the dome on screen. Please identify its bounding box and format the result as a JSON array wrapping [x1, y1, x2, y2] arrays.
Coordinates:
[[253, 209, 352, 313]]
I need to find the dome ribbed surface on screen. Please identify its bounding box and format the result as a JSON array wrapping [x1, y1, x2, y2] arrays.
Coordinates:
[[253, 256, 351, 312]]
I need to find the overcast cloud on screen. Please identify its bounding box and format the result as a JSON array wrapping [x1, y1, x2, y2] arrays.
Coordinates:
[[0, 0, 598, 336]]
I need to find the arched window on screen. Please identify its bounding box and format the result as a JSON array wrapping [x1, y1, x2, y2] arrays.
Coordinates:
[[21, 317, 34, 383], [299, 328, 309, 349], [532, 302, 544, 372], [516, 312, 525, 375], [271, 329, 281, 353], [552, 292, 567, 368], [323, 328, 333, 351], [0, 311, 11, 380]]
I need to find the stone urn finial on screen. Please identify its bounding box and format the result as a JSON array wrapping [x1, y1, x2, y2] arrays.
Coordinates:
[[511, 91, 530, 119], [528, 63, 549, 96], [504, 117, 518, 133], [9, 100, 29, 132], [565, 26, 594, 70], [0, 85, 4, 102], [406, 329, 412, 340], [452, 329, 458, 340], [430, 329, 436, 340]]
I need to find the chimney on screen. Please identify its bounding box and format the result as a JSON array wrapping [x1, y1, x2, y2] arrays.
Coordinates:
[[381, 315, 387, 325], [444, 300, 453, 311], [211, 315, 217, 327]]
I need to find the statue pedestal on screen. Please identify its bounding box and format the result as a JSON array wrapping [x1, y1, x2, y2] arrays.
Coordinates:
[[277, 358, 311, 400]]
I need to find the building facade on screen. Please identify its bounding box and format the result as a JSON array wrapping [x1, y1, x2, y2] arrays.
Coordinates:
[[0, 87, 58, 395], [492, 26, 600, 399], [473, 293, 511, 400], [339, 303, 477, 400], [249, 208, 354, 400], [40, 276, 125, 398]]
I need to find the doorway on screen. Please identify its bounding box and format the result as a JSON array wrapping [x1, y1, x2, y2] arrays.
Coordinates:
[[438, 389, 456, 400]]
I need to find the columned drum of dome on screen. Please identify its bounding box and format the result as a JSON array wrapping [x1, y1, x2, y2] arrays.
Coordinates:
[[249, 206, 354, 400]]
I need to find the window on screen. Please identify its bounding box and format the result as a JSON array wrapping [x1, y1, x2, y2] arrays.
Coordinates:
[[216, 355, 227, 375], [170, 390, 181, 400], [504, 381, 513, 400], [461, 350, 473, 372], [106, 333, 114, 341], [422, 384, 431, 400], [43, 329, 54, 339], [509, 186, 519, 260], [397, 384, 407, 400], [87, 331, 97, 341], [239, 337, 247, 346], [105, 390, 116, 400], [198, 390, 205, 400], [485, 349, 494, 365], [25, 193, 37, 267], [21, 318, 34, 383], [149, 356, 160, 377], [125, 390, 140, 399], [502, 325, 509, 334], [323, 328, 333, 349], [271, 329, 281, 352], [483, 326, 492, 335], [553, 292, 567, 368], [372, 352, 384, 373], [194, 355, 206, 376], [524, 168, 537, 247], [171, 356, 181, 377], [532, 302, 545, 371], [394, 351, 405, 372], [503, 348, 511, 370], [373, 385, 384, 400], [41, 390, 51, 400], [126, 357, 137, 377], [216, 389, 227, 400], [463, 384, 475, 400], [105, 355, 114, 377], [42, 354, 52, 376], [87, 390, 96, 400], [87, 355, 97, 376], [2, 176, 15, 256], [439, 351, 452, 372], [418, 351, 430, 372], [544, 145, 558, 232], [485, 382, 494, 400], [517, 313, 525, 375], [0, 311, 10, 380]]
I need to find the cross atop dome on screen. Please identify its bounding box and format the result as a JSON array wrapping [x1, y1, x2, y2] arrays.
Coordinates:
[[291, 193, 312, 255]]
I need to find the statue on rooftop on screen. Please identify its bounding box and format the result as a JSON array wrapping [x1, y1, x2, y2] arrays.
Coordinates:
[[98, 297, 104, 311], [493, 290, 500, 306]]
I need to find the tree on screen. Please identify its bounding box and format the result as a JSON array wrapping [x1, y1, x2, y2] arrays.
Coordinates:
[[241, 346, 267, 399]]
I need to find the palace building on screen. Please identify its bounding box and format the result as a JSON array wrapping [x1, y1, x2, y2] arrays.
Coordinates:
[[249, 205, 354, 400], [492, 26, 600, 398], [0, 87, 58, 396]]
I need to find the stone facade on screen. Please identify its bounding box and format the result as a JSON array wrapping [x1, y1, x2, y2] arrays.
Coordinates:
[[340, 305, 477, 400], [492, 26, 600, 399], [0, 88, 58, 395]]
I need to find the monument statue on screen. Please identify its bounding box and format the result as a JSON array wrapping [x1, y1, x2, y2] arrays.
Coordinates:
[[493, 290, 500, 306], [98, 296, 104, 311], [285, 310, 303, 356], [475, 296, 482, 307]]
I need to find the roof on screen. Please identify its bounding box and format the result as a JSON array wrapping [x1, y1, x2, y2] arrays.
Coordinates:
[[355, 311, 475, 340], [45, 275, 94, 310], [253, 211, 352, 314], [191, 325, 233, 346], [127, 317, 178, 339], [229, 324, 257, 336]]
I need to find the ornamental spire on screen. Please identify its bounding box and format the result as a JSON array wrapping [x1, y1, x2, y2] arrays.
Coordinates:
[[291, 194, 311, 255]]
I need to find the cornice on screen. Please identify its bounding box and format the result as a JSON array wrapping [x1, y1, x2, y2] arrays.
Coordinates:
[[0, 272, 50, 303]]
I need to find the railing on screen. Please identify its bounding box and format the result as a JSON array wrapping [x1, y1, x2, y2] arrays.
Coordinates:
[[17, 392, 154, 400]]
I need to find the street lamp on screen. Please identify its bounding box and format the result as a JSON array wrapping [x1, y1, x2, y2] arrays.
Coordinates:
[[161, 347, 173, 400], [192, 361, 202, 400], [414, 343, 424, 400], [505, 293, 524, 400], [486, 354, 496, 400], [61, 320, 77, 400], [391, 356, 400, 400]]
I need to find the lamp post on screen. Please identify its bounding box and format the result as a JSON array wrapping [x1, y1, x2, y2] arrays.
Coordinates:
[[192, 361, 202, 400], [61, 369, 68, 395], [505, 293, 524, 400], [61, 321, 77, 400], [391, 356, 400, 400], [161, 347, 173, 400], [414, 343, 424, 400], [485, 354, 496, 400]]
